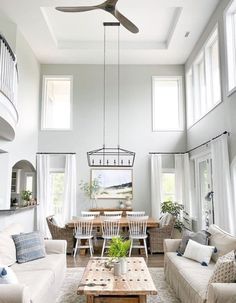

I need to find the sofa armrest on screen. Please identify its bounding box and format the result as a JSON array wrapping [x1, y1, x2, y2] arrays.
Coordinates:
[[44, 239, 67, 254], [0, 284, 30, 303], [207, 283, 236, 303], [164, 239, 181, 253]]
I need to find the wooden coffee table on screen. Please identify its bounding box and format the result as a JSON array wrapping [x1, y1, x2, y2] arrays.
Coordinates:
[[77, 257, 157, 303]]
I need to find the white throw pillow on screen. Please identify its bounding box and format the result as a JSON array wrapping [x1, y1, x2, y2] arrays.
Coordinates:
[[0, 232, 16, 266], [183, 239, 215, 265], [0, 264, 18, 284]]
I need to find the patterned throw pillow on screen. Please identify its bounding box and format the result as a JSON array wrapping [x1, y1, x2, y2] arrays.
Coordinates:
[[208, 250, 236, 284], [178, 230, 211, 255], [12, 231, 46, 264]]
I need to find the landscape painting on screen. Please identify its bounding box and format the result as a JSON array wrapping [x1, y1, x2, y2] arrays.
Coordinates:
[[91, 169, 133, 199]]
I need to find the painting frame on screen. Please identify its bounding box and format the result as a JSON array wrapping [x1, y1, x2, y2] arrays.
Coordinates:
[[91, 168, 133, 199]]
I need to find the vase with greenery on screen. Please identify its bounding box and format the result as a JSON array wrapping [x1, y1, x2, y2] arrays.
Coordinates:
[[108, 237, 131, 274], [21, 190, 32, 207], [79, 178, 101, 208], [161, 200, 189, 232]]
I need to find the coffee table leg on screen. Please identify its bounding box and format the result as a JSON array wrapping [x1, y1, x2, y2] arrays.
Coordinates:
[[138, 295, 146, 303], [87, 295, 94, 303]]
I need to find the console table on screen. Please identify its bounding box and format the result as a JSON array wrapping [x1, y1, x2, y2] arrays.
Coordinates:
[[90, 207, 133, 217]]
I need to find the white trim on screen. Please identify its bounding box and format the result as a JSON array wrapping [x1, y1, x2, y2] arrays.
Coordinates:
[[41, 75, 73, 131], [152, 75, 184, 132]]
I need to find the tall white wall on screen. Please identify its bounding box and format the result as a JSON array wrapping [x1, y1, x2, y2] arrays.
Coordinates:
[[0, 13, 40, 231], [38, 64, 186, 215], [185, 0, 236, 162]]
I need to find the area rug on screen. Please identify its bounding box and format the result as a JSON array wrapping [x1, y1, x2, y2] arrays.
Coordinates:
[[56, 267, 180, 303]]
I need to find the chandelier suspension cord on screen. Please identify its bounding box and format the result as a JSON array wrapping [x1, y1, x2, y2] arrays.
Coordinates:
[[103, 24, 106, 149], [117, 24, 120, 149]]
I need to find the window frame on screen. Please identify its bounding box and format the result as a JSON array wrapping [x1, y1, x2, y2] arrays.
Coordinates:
[[186, 25, 222, 129], [152, 76, 184, 132], [41, 75, 73, 131]]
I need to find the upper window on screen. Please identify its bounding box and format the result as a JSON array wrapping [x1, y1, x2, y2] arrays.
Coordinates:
[[225, 0, 236, 93], [41, 76, 72, 130], [152, 76, 183, 131], [186, 27, 221, 127]]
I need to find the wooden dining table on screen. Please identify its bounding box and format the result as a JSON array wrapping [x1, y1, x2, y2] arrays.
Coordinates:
[[66, 216, 159, 229]]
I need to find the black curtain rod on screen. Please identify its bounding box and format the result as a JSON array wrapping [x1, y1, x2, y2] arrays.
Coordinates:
[[36, 152, 76, 155], [149, 131, 229, 155]]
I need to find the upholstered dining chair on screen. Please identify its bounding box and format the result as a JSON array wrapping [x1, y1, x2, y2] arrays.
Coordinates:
[[73, 216, 94, 257], [128, 215, 149, 258], [101, 215, 121, 257], [147, 213, 176, 253], [46, 215, 74, 254]]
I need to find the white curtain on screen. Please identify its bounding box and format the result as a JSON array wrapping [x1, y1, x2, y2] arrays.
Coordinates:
[[37, 154, 51, 237], [211, 135, 235, 234], [61, 154, 77, 225], [175, 153, 192, 215], [151, 154, 162, 219]]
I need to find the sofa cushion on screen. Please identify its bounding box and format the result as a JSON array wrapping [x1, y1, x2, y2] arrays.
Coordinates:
[[183, 239, 215, 265], [208, 250, 236, 284], [178, 230, 210, 255], [12, 231, 46, 264], [208, 225, 236, 262], [0, 232, 16, 266], [0, 264, 18, 284]]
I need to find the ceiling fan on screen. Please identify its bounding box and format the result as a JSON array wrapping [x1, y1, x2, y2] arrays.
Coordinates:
[[55, 0, 139, 34]]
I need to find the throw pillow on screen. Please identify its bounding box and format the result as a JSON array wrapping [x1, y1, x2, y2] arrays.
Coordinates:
[[183, 239, 215, 265], [12, 231, 46, 264], [208, 250, 236, 284], [0, 264, 18, 284], [178, 229, 211, 255], [208, 225, 236, 262], [0, 232, 16, 266]]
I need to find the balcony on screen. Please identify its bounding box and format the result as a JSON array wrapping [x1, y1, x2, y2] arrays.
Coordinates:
[[0, 34, 18, 141]]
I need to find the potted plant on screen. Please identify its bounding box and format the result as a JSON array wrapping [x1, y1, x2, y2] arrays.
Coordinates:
[[80, 178, 101, 208], [161, 201, 190, 235], [21, 190, 32, 207], [108, 237, 131, 275]]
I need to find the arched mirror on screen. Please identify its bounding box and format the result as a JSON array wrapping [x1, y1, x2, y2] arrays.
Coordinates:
[[11, 160, 36, 207]]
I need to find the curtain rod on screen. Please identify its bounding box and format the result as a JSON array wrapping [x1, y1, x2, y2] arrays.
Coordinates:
[[36, 152, 76, 155], [149, 131, 229, 155]]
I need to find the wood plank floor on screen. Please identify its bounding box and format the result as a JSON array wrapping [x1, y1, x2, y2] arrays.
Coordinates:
[[67, 251, 164, 268]]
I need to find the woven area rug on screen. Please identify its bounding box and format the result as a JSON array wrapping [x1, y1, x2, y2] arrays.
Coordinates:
[[56, 267, 180, 303]]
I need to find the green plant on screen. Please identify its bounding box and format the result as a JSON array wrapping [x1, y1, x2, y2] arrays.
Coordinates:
[[80, 178, 101, 198], [21, 190, 32, 202], [161, 201, 189, 232], [108, 237, 131, 259]]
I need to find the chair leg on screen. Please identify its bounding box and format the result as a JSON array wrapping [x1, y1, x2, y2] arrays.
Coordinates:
[[101, 239, 106, 257], [129, 239, 133, 257], [144, 239, 148, 258], [74, 239, 79, 258], [89, 239, 93, 257]]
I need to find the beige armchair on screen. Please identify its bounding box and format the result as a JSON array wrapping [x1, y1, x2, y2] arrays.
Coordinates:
[[46, 215, 74, 254], [148, 213, 175, 253]]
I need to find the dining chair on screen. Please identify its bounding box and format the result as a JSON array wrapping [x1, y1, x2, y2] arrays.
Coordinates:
[[101, 215, 121, 257], [103, 211, 123, 216], [128, 215, 149, 258], [81, 211, 101, 245], [73, 216, 94, 257], [81, 211, 100, 217], [126, 211, 145, 217]]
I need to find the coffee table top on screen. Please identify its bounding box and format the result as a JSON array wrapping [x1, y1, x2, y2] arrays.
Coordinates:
[[77, 257, 157, 296]]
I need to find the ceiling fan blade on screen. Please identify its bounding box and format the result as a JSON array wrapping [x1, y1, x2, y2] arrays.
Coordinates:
[[56, 6, 98, 13], [114, 9, 139, 33]]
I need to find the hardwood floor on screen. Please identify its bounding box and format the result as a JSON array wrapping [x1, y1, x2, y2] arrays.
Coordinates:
[[67, 251, 164, 268]]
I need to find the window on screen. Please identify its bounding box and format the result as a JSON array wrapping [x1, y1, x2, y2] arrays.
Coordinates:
[[41, 76, 72, 130], [162, 171, 175, 202], [152, 76, 183, 131], [186, 27, 221, 127], [225, 0, 236, 93], [50, 172, 65, 216]]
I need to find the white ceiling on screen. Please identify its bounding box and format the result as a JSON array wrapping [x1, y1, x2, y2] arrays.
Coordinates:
[[0, 0, 220, 64]]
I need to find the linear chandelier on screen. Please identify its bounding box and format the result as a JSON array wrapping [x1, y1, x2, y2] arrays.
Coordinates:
[[87, 22, 135, 167]]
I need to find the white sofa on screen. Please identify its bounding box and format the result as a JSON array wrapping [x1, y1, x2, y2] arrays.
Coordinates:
[[0, 224, 67, 303], [164, 225, 236, 303]]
